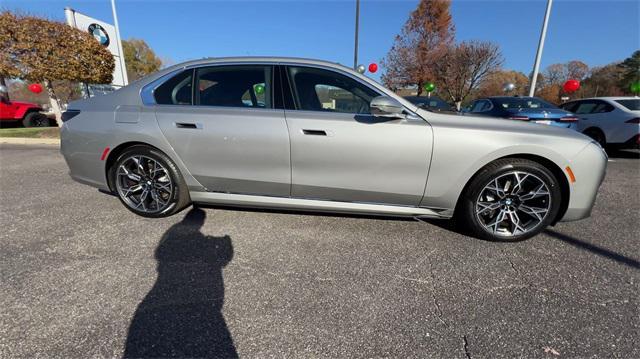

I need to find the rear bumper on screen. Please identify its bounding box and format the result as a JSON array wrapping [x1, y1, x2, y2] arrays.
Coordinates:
[[559, 142, 607, 222]]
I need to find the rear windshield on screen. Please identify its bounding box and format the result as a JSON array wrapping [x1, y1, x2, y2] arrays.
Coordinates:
[[614, 99, 640, 111], [494, 97, 556, 109]]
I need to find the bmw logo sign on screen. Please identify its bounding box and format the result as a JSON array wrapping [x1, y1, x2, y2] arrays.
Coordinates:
[[88, 23, 110, 47]]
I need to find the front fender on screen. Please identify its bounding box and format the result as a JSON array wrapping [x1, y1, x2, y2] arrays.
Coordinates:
[[419, 124, 590, 214]]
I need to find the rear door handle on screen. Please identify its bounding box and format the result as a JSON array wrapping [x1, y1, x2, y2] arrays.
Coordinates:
[[302, 129, 327, 136], [175, 122, 202, 129]]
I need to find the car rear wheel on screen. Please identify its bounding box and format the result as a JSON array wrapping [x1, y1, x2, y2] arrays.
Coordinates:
[[111, 145, 191, 218], [22, 112, 49, 127], [458, 158, 562, 242]]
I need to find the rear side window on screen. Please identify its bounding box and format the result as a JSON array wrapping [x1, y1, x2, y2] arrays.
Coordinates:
[[154, 70, 193, 105], [195, 66, 272, 109], [471, 100, 491, 112], [287, 66, 379, 114], [615, 99, 640, 111]]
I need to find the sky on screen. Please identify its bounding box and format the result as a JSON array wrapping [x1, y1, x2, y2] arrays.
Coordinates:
[[3, 0, 639, 81]]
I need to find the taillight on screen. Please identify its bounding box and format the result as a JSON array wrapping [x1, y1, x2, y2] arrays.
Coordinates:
[[560, 116, 579, 122], [625, 117, 640, 124], [61, 110, 81, 123], [508, 116, 529, 121]]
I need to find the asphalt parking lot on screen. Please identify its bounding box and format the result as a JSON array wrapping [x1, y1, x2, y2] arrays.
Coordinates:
[[0, 143, 638, 358]]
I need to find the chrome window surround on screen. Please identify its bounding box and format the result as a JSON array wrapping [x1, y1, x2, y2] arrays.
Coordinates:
[[140, 61, 420, 118]]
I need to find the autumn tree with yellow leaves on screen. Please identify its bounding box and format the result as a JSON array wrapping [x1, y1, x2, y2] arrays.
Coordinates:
[[0, 11, 114, 125]]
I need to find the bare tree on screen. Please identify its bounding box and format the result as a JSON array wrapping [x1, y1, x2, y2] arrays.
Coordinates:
[[381, 0, 454, 94], [433, 40, 504, 110]]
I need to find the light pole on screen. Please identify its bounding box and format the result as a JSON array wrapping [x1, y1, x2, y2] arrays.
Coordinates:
[[529, 0, 553, 97], [111, 0, 129, 86], [353, 0, 360, 69]]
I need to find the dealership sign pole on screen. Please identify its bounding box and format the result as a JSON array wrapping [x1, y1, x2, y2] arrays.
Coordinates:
[[528, 0, 553, 97], [110, 0, 129, 86]]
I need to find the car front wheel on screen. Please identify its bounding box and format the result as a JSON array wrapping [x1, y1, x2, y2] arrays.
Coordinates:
[[110, 145, 191, 218], [459, 158, 562, 242]]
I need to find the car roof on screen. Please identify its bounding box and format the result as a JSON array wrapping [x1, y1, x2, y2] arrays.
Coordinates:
[[567, 96, 640, 101], [486, 96, 538, 100], [161, 56, 353, 74]]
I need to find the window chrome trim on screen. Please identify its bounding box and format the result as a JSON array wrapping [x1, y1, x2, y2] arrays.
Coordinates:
[[140, 67, 187, 106], [140, 60, 418, 117]]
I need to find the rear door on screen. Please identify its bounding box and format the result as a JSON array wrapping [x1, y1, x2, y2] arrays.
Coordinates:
[[154, 65, 291, 197], [281, 65, 432, 206]]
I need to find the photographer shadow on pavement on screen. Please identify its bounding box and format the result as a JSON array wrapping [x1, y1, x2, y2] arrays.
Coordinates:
[[123, 207, 237, 358]]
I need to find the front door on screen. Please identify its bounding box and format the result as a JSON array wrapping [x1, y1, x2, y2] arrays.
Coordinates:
[[283, 65, 432, 206], [154, 65, 291, 197]]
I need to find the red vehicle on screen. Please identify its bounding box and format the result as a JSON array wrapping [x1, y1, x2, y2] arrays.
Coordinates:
[[0, 97, 49, 127]]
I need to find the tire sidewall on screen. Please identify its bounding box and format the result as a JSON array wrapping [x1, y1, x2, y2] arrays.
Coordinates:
[[462, 160, 562, 242], [111, 146, 189, 218]]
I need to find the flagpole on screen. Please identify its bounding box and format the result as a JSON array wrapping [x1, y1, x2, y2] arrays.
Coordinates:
[[353, 0, 360, 69], [529, 0, 553, 97], [111, 0, 129, 86]]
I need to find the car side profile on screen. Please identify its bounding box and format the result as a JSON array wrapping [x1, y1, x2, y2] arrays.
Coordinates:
[[60, 57, 607, 241], [559, 97, 640, 149], [467, 96, 579, 131]]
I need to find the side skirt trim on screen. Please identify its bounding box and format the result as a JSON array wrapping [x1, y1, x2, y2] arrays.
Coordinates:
[[190, 191, 450, 218]]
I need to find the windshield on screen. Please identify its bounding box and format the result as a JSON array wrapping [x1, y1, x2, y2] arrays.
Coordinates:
[[615, 99, 640, 111], [494, 97, 556, 110]]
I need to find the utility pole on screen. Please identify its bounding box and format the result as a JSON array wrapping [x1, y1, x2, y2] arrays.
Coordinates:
[[111, 0, 129, 86], [353, 0, 360, 69], [529, 0, 553, 97]]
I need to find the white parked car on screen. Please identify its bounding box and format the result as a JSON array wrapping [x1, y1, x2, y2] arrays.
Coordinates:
[[560, 97, 640, 149]]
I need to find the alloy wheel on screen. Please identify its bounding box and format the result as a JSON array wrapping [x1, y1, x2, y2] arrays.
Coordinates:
[[115, 155, 173, 213], [475, 171, 551, 237]]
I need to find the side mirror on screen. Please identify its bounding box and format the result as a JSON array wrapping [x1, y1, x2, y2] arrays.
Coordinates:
[[370, 96, 404, 118]]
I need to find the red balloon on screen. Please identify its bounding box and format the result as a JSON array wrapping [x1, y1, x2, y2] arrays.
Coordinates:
[[563, 79, 580, 93], [368, 63, 378, 73], [28, 83, 43, 94]]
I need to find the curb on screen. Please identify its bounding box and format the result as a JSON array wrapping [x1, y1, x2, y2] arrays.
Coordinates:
[[0, 137, 60, 146]]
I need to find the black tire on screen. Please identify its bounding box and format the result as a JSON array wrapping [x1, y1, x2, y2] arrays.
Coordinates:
[[109, 145, 191, 218], [583, 128, 606, 148], [22, 112, 49, 127], [458, 158, 562, 242]]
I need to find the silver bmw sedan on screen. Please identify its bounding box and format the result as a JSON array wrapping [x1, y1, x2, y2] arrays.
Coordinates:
[[60, 57, 607, 242]]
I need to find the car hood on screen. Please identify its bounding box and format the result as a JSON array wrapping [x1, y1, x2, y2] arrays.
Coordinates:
[[418, 108, 590, 143]]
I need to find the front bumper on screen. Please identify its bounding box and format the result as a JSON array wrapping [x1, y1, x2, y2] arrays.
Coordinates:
[[560, 142, 607, 221]]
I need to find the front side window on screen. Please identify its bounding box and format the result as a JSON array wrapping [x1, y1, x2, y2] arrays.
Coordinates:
[[195, 66, 272, 109], [287, 66, 379, 114], [154, 70, 193, 105]]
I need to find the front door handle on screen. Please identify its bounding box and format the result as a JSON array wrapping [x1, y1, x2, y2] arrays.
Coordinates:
[[175, 122, 202, 129], [302, 129, 327, 136]]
